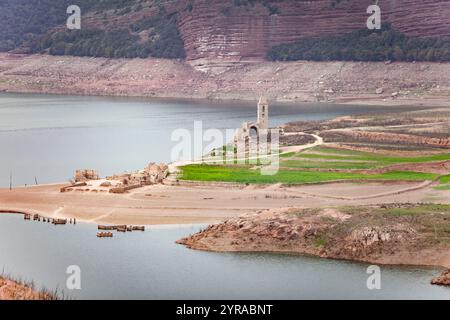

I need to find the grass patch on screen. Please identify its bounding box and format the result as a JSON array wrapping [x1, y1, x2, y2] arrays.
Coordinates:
[[314, 236, 327, 247], [286, 146, 450, 171], [435, 175, 450, 190], [434, 185, 450, 191], [280, 159, 377, 170], [182, 146, 444, 185], [180, 164, 437, 185], [440, 175, 450, 184], [383, 204, 450, 217], [305, 146, 370, 156], [297, 146, 450, 164], [279, 152, 296, 158]]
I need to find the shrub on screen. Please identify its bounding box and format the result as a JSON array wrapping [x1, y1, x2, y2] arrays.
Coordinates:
[[267, 23, 450, 62]]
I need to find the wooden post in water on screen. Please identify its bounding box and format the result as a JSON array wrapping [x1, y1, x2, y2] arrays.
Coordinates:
[[9, 170, 12, 191]]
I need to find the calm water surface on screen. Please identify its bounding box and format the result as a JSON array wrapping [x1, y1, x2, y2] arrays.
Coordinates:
[[0, 93, 425, 187], [0, 214, 449, 299]]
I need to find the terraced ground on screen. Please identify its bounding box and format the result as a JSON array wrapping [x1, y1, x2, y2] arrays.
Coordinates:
[[281, 146, 450, 169], [181, 108, 450, 186], [180, 145, 449, 185]]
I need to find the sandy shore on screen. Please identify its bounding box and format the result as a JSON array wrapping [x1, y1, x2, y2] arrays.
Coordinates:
[[0, 180, 448, 225]]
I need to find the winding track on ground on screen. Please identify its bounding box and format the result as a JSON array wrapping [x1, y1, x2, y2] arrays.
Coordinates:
[[169, 132, 440, 201], [168, 132, 323, 174]]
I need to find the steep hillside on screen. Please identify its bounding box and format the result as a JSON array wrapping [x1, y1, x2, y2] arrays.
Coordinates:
[[267, 23, 450, 62], [0, 0, 186, 59], [0, 0, 83, 52], [1, 0, 450, 62], [179, 0, 450, 63]]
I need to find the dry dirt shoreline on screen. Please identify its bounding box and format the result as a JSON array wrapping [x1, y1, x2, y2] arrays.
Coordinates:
[[1, 180, 449, 226], [1, 181, 450, 286], [1, 53, 450, 106], [177, 206, 450, 273]]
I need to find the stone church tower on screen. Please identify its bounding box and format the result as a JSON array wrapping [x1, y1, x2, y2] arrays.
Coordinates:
[[257, 96, 269, 130], [233, 96, 270, 146]]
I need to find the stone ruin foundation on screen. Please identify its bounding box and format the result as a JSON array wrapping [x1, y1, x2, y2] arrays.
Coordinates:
[[63, 163, 169, 193]]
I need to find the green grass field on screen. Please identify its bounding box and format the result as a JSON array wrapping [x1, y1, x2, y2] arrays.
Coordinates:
[[180, 146, 448, 185], [180, 164, 437, 184], [441, 175, 450, 184], [434, 175, 450, 190], [280, 159, 376, 170], [285, 146, 450, 169]]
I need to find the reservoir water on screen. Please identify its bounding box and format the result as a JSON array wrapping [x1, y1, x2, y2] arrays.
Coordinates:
[[0, 213, 449, 299], [0, 93, 425, 187], [0, 93, 447, 299]]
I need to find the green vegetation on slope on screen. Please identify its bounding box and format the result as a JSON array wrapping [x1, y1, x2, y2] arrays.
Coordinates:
[[232, 0, 280, 15], [267, 23, 450, 62], [0, 0, 96, 52], [0, 0, 186, 59], [34, 6, 186, 59]]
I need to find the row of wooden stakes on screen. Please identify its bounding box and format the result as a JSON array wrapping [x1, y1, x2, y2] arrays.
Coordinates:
[[96, 224, 145, 238], [24, 214, 76, 225], [98, 225, 145, 232], [97, 232, 113, 238], [23, 214, 143, 238]]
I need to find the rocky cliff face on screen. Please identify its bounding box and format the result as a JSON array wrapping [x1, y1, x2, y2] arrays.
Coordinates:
[[5, 0, 450, 62], [177, 0, 450, 62]]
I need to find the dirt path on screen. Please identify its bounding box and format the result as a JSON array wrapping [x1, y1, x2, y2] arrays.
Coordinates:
[[169, 133, 323, 175], [279, 133, 323, 153]]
